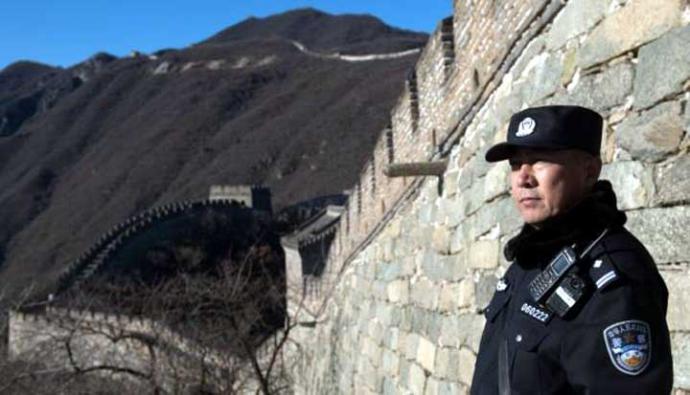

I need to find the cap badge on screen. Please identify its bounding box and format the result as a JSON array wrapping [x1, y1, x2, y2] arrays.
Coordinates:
[[515, 117, 536, 137]]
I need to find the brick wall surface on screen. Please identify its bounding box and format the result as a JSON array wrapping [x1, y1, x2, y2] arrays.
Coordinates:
[[288, 0, 690, 393]]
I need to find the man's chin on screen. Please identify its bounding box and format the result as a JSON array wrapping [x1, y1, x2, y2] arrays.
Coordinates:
[[519, 212, 550, 228]]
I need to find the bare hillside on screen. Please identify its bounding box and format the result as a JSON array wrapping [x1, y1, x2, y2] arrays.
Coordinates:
[[0, 8, 427, 297]]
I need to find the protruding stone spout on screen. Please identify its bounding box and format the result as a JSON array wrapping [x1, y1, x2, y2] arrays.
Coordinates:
[[383, 160, 448, 177]]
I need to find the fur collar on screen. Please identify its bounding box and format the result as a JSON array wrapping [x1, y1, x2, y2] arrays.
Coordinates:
[[504, 180, 626, 264]]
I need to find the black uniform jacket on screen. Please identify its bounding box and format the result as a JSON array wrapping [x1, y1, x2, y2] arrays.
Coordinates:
[[470, 181, 673, 394]]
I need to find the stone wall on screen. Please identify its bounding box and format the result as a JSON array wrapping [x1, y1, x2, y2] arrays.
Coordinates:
[[288, 0, 690, 393], [9, 306, 283, 393]]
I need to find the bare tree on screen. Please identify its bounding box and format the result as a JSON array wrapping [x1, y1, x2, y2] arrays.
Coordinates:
[[4, 242, 307, 395]]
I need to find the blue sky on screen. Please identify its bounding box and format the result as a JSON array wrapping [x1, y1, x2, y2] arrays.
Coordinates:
[[0, 0, 452, 70]]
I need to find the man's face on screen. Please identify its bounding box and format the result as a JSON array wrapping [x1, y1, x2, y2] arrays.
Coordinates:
[[509, 148, 600, 226]]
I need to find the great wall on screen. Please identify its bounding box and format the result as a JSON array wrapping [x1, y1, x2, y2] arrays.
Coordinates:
[[9, 304, 283, 393], [8, 186, 284, 393], [7, 0, 690, 393]]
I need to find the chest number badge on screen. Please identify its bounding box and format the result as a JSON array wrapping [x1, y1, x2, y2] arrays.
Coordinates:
[[520, 302, 552, 324], [603, 320, 651, 375]]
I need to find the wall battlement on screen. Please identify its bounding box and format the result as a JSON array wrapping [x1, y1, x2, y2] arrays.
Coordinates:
[[289, 0, 690, 393]]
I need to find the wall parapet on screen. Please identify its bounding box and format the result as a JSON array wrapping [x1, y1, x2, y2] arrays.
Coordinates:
[[9, 304, 281, 392]]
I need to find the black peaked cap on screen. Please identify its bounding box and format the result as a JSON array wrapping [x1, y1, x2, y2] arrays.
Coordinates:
[[485, 105, 603, 162]]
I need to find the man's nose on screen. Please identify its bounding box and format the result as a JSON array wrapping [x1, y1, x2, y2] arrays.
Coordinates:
[[515, 163, 535, 186]]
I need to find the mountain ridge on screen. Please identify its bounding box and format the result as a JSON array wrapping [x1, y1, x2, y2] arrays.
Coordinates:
[[0, 8, 427, 299]]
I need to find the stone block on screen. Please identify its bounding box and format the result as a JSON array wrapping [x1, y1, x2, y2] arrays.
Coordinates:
[[382, 238, 395, 263], [425, 312, 444, 340], [457, 279, 475, 309], [615, 101, 684, 162], [495, 197, 523, 238], [369, 315, 386, 344], [520, 51, 564, 103], [469, 198, 509, 241], [546, 0, 609, 50], [577, 0, 682, 69], [399, 358, 412, 385], [416, 248, 433, 271], [438, 283, 460, 313], [457, 314, 487, 352], [450, 227, 467, 255], [399, 306, 413, 332], [387, 279, 410, 304], [483, 162, 509, 202], [417, 336, 437, 372], [382, 349, 400, 376], [468, 240, 500, 269], [441, 347, 462, 383], [443, 170, 459, 198], [411, 307, 431, 334], [405, 333, 420, 361], [401, 255, 417, 277], [443, 197, 466, 228], [457, 347, 476, 386], [387, 218, 402, 239], [511, 36, 546, 82], [653, 154, 690, 206], [438, 381, 465, 395], [408, 363, 427, 394], [434, 347, 453, 379], [660, 270, 690, 331], [412, 224, 434, 248], [439, 315, 461, 348], [466, 182, 488, 217], [671, 332, 690, 389], [386, 327, 400, 351], [600, 161, 654, 210], [475, 275, 499, 310], [627, 206, 690, 264], [378, 262, 403, 282], [411, 277, 439, 310], [423, 254, 463, 282], [560, 47, 578, 86], [372, 281, 387, 299], [465, 153, 491, 180], [635, 24, 690, 109], [362, 358, 382, 392], [432, 225, 452, 255], [424, 377, 440, 395], [418, 201, 438, 225], [367, 340, 384, 368], [551, 61, 634, 111], [383, 377, 398, 395], [457, 165, 473, 191]]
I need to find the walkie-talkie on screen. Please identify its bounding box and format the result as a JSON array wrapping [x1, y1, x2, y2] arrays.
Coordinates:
[[527, 228, 610, 317], [528, 247, 577, 303]]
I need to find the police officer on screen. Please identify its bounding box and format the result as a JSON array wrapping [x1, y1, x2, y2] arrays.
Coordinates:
[[470, 105, 673, 394]]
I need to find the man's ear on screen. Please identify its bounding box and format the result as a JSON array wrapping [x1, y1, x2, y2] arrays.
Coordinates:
[[585, 156, 602, 187]]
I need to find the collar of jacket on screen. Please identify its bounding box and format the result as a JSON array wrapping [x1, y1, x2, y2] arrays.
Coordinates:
[[504, 180, 626, 265]]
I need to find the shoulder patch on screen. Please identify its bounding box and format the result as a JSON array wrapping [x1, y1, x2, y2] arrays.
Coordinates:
[[589, 255, 619, 290], [603, 320, 651, 375]]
